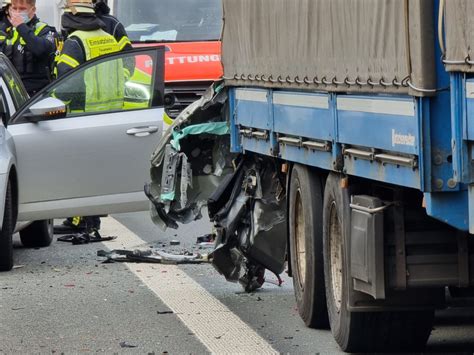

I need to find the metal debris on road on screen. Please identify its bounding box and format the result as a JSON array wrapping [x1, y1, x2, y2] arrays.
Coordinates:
[[196, 234, 215, 243], [119, 341, 138, 348], [157, 310, 174, 315], [97, 249, 208, 265], [169, 240, 181, 246], [57, 230, 117, 245]]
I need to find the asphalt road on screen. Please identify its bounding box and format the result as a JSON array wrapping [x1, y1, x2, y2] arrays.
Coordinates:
[[0, 211, 473, 354]]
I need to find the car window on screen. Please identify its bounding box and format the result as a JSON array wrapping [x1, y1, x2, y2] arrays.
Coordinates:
[[0, 57, 29, 110], [11, 48, 164, 124], [49, 52, 159, 117], [0, 87, 10, 125]]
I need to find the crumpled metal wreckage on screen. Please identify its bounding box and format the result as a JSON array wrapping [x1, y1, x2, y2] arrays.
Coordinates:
[[146, 83, 287, 292], [97, 249, 208, 264]]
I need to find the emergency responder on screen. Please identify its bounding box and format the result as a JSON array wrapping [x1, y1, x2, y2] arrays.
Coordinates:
[[5, 0, 57, 95], [0, 0, 12, 49], [54, 0, 125, 234], [92, 0, 131, 51], [0, 0, 12, 33]]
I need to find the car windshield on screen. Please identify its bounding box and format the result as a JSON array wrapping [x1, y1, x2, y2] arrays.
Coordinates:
[[113, 0, 222, 43]]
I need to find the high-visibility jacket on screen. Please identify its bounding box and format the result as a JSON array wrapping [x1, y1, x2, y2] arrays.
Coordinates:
[[56, 28, 124, 112]]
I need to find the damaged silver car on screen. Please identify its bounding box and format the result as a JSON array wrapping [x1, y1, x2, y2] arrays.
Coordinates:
[[147, 83, 287, 292]]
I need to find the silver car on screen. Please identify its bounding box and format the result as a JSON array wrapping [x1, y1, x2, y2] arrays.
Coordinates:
[[0, 47, 165, 271]]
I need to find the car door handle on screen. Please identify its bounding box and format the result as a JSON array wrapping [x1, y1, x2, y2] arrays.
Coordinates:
[[126, 126, 159, 137]]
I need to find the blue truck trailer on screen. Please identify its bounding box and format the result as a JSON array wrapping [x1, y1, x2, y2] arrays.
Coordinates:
[[148, 0, 474, 352]]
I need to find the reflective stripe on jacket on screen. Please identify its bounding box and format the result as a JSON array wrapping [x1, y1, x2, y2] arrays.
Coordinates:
[[57, 28, 124, 112]]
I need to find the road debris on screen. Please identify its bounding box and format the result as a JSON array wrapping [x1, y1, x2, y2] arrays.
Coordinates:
[[157, 310, 174, 315], [169, 240, 181, 246], [97, 249, 208, 264], [119, 341, 137, 348], [57, 230, 117, 245], [196, 234, 215, 243]]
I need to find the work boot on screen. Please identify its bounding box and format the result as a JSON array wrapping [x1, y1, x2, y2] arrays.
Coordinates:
[[53, 217, 86, 234], [83, 216, 101, 232]]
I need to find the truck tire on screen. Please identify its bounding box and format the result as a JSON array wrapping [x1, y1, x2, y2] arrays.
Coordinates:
[[322, 173, 434, 352], [0, 182, 14, 271], [289, 164, 328, 328], [20, 219, 54, 248]]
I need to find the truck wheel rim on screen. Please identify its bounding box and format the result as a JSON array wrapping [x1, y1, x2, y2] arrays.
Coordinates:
[[329, 201, 343, 313], [295, 189, 306, 289]]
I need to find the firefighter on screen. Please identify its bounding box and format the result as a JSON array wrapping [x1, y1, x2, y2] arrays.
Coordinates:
[[92, 0, 131, 51], [0, 0, 12, 33], [5, 0, 57, 96], [54, 0, 125, 234]]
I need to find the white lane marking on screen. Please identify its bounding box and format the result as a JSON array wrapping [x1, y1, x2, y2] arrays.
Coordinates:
[[235, 89, 268, 103], [101, 217, 277, 355], [273, 92, 329, 109], [466, 82, 474, 99], [337, 97, 415, 117]]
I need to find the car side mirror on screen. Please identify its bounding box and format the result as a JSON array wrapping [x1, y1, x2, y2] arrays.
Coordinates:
[[24, 97, 67, 123]]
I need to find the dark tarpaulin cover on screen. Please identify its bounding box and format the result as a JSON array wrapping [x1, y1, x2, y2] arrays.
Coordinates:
[[445, 0, 474, 72], [221, 0, 436, 96]]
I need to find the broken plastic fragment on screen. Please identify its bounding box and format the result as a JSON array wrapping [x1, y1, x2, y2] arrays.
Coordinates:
[[97, 249, 207, 264], [119, 341, 137, 348], [171, 122, 230, 151], [160, 192, 176, 202]]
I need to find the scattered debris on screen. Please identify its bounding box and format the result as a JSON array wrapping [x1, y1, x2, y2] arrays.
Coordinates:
[[157, 310, 174, 315], [64, 284, 75, 288], [11, 307, 25, 311], [119, 341, 137, 348], [97, 249, 208, 265], [196, 234, 215, 243], [198, 242, 215, 248], [12, 265, 24, 270], [169, 240, 181, 246], [257, 296, 263, 301], [58, 230, 117, 245]]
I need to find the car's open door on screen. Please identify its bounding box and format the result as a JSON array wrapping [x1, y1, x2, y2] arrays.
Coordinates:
[[7, 47, 165, 221]]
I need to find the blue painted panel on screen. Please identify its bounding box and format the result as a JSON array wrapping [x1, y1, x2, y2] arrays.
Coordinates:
[[337, 97, 419, 155], [273, 92, 333, 141], [424, 190, 468, 231], [241, 136, 273, 157], [234, 89, 271, 130], [465, 79, 474, 140], [228, 89, 242, 153], [425, 4, 455, 192], [344, 157, 420, 190], [279, 144, 333, 171]]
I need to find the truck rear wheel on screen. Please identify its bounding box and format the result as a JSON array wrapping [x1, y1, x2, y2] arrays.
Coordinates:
[[0, 182, 14, 271], [323, 173, 434, 352], [289, 164, 328, 328]]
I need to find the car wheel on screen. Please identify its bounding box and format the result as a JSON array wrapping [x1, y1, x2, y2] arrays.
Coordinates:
[[0, 182, 14, 271], [323, 173, 434, 352], [289, 164, 329, 328], [20, 219, 54, 248]]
